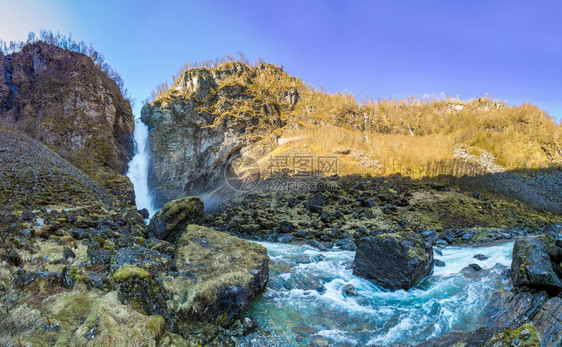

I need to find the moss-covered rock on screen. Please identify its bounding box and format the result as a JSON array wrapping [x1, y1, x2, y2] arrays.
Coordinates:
[[353, 232, 433, 290], [511, 235, 562, 292], [112, 265, 169, 322], [147, 196, 204, 242], [166, 224, 268, 330]]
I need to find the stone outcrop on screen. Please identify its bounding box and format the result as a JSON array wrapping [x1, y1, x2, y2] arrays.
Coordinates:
[[353, 232, 433, 290], [0, 42, 135, 203], [141, 62, 301, 207], [147, 196, 204, 242], [167, 224, 269, 326], [511, 235, 562, 292]]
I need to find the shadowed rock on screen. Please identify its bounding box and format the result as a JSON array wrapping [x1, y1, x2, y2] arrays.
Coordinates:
[[353, 232, 433, 290]]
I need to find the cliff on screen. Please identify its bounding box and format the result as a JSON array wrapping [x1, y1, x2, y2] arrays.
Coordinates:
[[0, 42, 135, 203], [142, 61, 561, 208]]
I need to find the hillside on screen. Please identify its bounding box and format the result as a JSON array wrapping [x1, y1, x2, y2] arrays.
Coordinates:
[[0, 41, 135, 204], [142, 61, 561, 207]]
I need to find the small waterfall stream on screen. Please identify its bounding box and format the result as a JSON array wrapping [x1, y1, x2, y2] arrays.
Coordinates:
[[127, 117, 156, 217]]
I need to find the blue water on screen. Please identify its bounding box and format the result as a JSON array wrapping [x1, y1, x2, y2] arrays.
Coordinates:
[[241, 241, 513, 346]]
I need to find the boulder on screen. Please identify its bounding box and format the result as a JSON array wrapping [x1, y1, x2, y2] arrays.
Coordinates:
[[110, 247, 171, 275], [147, 196, 204, 243], [511, 235, 562, 292], [166, 224, 268, 327], [353, 233, 433, 290], [112, 265, 170, 322]]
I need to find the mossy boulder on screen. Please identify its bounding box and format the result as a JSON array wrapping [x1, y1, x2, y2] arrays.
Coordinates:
[[166, 224, 268, 328], [147, 196, 204, 242], [511, 235, 562, 292], [353, 232, 433, 290], [112, 265, 170, 322]]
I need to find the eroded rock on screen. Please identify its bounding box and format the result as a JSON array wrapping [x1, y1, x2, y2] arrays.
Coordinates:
[[353, 233, 433, 290], [147, 196, 204, 242]]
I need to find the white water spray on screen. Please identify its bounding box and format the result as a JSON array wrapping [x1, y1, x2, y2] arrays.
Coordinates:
[[127, 117, 156, 217]]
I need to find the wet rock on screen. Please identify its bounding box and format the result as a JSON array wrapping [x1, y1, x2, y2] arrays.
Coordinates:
[[353, 232, 433, 290], [242, 317, 259, 336], [481, 290, 548, 328], [434, 259, 446, 267], [277, 234, 295, 243], [335, 237, 356, 251], [147, 196, 204, 243], [421, 230, 436, 239], [342, 283, 358, 296], [311, 254, 326, 263], [469, 263, 482, 271], [275, 220, 294, 234], [474, 253, 489, 261], [511, 235, 562, 291], [435, 239, 448, 247], [307, 239, 328, 251], [113, 265, 170, 321], [138, 208, 150, 219], [532, 296, 562, 346], [548, 242, 562, 264]]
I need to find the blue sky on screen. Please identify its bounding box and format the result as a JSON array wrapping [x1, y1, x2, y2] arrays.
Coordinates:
[[1, 0, 561, 122]]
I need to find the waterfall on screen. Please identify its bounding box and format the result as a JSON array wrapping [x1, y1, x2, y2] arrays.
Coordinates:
[[127, 117, 156, 217]]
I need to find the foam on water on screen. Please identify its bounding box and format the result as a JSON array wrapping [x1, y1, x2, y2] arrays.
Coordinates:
[[241, 241, 514, 346]]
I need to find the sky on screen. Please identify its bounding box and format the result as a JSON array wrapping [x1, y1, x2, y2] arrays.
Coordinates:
[[0, 0, 561, 122]]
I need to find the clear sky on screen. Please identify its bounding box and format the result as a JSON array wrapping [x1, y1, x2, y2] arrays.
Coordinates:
[[1, 0, 561, 122]]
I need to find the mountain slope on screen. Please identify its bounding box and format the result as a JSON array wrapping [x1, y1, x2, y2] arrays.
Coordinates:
[[142, 61, 561, 207], [0, 42, 135, 203]]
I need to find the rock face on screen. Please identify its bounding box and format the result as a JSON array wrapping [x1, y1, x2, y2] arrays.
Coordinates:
[[353, 233, 433, 290], [0, 42, 135, 202], [166, 224, 269, 331], [511, 235, 562, 292], [141, 62, 302, 206], [147, 196, 204, 242], [422, 237, 562, 347]]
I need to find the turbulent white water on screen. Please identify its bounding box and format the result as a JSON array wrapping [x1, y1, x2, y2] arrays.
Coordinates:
[[127, 117, 156, 217], [241, 241, 514, 346]]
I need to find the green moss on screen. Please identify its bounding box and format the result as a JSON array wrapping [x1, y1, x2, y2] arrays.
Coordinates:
[[492, 323, 540, 346], [113, 265, 149, 282]]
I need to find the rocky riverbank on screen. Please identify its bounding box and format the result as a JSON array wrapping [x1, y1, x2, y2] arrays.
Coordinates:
[[0, 126, 270, 345], [208, 175, 561, 250], [420, 235, 562, 346]]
